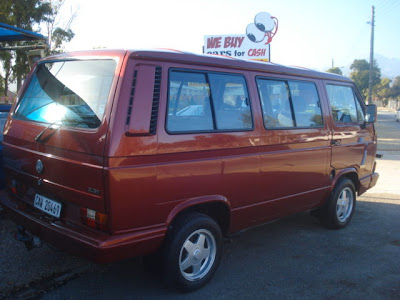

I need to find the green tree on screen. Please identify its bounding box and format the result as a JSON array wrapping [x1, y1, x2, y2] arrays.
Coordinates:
[[0, 75, 3, 95], [0, 0, 15, 23], [350, 59, 381, 99], [43, 0, 77, 54], [326, 67, 343, 75], [0, 0, 52, 91], [374, 78, 391, 106], [50, 27, 74, 53], [0, 51, 12, 96], [0, 0, 76, 96], [391, 76, 400, 100], [0, 0, 15, 96]]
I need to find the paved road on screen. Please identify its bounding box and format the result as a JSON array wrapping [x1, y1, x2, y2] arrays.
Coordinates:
[[0, 110, 399, 299], [371, 109, 400, 195], [375, 109, 400, 153]]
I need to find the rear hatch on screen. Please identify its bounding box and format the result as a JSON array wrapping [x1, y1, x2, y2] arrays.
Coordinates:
[[3, 51, 125, 231]]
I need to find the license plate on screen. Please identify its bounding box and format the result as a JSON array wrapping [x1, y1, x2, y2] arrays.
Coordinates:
[[34, 194, 62, 218]]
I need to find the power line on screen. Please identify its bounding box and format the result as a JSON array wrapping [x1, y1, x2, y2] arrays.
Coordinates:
[[374, 1, 400, 55], [376, 0, 399, 17], [379, 0, 397, 11]]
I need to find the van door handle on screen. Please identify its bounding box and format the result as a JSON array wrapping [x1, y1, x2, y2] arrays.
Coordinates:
[[331, 139, 341, 146]]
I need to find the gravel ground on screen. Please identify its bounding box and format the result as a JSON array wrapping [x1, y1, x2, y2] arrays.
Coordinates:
[[0, 109, 398, 299], [1, 192, 399, 299], [38, 192, 400, 300], [0, 209, 100, 298]]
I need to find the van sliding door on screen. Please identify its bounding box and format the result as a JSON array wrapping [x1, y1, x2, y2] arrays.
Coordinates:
[[255, 77, 331, 222]]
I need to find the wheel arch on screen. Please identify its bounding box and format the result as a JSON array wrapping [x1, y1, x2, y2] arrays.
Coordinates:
[[166, 195, 231, 236], [331, 168, 359, 193]]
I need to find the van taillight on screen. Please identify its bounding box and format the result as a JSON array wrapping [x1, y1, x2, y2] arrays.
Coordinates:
[[80, 208, 108, 231], [10, 179, 17, 194]]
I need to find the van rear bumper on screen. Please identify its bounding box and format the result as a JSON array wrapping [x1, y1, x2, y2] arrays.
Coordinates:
[[0, 192, 166, 263]]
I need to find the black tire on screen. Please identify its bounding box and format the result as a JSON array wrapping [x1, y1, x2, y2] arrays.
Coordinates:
[[320, 178, 356, 229], [163, 212, 223, 292]]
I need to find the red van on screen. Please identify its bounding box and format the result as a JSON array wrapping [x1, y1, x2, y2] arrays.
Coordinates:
[[0, 49, 379, 291]]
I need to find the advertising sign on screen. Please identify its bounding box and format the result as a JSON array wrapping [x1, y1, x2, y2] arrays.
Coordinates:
[[203, 34, 270, 60], [203, 12, 278, 61]]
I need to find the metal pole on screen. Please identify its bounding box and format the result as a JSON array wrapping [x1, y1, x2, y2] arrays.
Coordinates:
[[368, 6, 375, 105]]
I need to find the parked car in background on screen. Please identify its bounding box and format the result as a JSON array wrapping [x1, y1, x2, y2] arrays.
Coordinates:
[[0, 104, 12, 189]]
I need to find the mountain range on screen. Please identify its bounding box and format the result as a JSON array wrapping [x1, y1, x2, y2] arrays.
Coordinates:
[[374, 54, 400, 79], [332, 54, 400, 80]]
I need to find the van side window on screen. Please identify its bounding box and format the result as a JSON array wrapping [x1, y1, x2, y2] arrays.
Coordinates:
[[208, 73, 252, 130], [289, 82, 323, 127], [167, 70, 253, 133], [167, 72, 213, 132], [326, 85, 364, 123], [257, 78, 323, 129], [257, 79, 294, 128]]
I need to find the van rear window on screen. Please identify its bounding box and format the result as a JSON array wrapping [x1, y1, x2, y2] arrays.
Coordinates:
[[14, 60, 116, 129]]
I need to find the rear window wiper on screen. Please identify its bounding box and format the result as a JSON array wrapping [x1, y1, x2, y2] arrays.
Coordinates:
[[35, 120, 62, 143], [35, 117, 101, 143], [61, 118, 100, 128]]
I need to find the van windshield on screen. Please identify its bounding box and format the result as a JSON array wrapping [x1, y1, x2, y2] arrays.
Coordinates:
[[14, 59, 116, 129]]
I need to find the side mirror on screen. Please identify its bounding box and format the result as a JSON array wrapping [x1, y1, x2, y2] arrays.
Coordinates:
[[27, 49, 45, 68], [365, 104, 377, 123]]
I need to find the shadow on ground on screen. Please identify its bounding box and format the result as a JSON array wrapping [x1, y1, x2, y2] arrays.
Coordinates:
[[1, 195, 399, 299]]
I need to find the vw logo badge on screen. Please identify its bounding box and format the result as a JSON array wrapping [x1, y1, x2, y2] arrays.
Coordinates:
[[36, 159, 44, 174]]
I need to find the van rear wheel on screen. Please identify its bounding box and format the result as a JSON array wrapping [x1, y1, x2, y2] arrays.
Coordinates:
[[163, 212, 222, 292], [320, 178, 356, 229]]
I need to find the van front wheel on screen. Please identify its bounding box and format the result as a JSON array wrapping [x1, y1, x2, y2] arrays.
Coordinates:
[[163, 212, 222, 292], [321, 178, 356, 229]]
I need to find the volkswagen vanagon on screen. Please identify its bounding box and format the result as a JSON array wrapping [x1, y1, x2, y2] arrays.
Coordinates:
[[0, 49, 379, 291]]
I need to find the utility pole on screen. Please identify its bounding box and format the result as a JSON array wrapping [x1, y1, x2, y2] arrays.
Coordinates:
[[368, 5, 375, 105]]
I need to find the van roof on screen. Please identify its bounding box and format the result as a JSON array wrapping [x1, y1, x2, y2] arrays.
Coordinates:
[[44, 48, 352, 83]]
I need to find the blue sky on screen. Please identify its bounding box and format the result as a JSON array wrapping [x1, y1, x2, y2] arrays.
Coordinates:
[[60, 0, 399, 71]]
